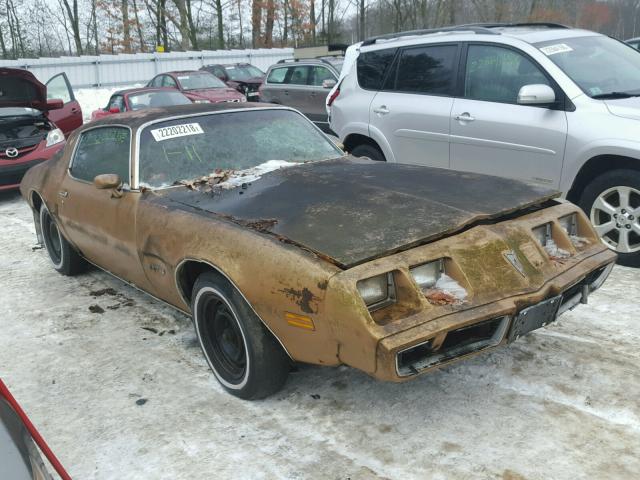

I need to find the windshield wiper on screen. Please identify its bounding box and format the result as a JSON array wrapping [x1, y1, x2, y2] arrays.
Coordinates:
[[592, 91, 640, 99]]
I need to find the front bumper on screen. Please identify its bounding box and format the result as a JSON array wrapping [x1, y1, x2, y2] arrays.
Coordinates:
[[375, 249, 615, 381], [0, 141, 63, 191]]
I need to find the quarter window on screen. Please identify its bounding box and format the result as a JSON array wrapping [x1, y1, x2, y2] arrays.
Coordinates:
[[394, 45, 457, 95], [162, 75, 177, 88], [357, 48, 397, 90], [71, 127, 130, 183], [464, 45, 551, 104], [310, 66, 336, 86], [267, 67, 287, 84]]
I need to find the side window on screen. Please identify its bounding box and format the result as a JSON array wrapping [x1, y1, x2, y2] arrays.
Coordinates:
[[70, 127, 130, 183], [310, 66, 336, 86], [394, 45, 458, 95], [286, 66, 310, 85], [162, 75, 177, 88], [357, 48, 397, 90], [267, 67, 287, 84], [46, 74, 72, 103], [150, 76, 163, 87], [465, 44, 551, 104], [107, 95, 125, 111], [213, 67, 227, 79]]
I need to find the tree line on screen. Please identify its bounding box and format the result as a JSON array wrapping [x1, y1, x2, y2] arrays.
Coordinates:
[[2, 0, 640, 59]]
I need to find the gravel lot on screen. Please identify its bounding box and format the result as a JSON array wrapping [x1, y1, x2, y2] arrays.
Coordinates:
[[1, 189, 639, 480]]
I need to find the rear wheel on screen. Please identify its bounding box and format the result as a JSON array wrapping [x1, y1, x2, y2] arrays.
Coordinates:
[[39, 205, 86, 275], [579, 169, 640, 267], [192, 272, 290, 399], [351, 143, 386, 162]]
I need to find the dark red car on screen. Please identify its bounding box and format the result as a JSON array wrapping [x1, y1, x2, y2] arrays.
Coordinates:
[[90, 87, 192, 121], [0, 68, 82, 191], [146, 70, 246, 104], [200, 63, 265, 101]]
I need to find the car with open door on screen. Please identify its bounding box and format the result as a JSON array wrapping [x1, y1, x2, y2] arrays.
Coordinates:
[[20, 103, 615, 400], [0, 68, 82, 191], [90, 87, 192, 121]]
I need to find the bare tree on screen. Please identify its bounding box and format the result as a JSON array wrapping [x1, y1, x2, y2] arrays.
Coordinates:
[[60, 0, 84, 54]]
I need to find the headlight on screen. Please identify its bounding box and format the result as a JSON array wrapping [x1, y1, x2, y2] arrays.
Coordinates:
[[532, 222, 552, 247], [193, 99, 210, 104], [45, 128, 65, 147], [410, 259, 443, 290], [558, 213, 578, 236], [357, 272, 395, 310]]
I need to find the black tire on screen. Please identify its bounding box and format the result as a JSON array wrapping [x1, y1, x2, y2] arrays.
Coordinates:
[[578, 169, 640, 267], [191, 272, 290, 400], [351, 143, 386, 162], [39, 205, 87, 275]]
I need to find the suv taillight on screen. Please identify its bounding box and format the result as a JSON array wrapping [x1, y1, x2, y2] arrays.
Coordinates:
[[327, 87, 340, 107]]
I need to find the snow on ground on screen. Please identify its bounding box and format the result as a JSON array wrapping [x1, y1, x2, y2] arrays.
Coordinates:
[[75, 85, 141, 122], [1, 190, 639, 479]]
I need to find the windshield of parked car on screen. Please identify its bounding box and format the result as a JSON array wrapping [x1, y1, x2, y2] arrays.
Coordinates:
[[225, 65, 265, 81], [138, 109, 343, 188], [535, 35, 640, 98], [176, 73, 227, 90], [128, 91, 192, 110]]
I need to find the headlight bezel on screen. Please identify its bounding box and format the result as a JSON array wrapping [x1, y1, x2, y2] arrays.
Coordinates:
[[558, 213, 578, 236], [409, 259, 444, 290], [45, 128, 65, 148], [357, 272, 396, 311], [532, 222, 553, 247]]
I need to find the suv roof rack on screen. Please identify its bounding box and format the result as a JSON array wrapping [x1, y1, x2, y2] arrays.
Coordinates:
[[277, 57, 336, 66], [465, 22, 570, 30], [361, 26, 497, 46]]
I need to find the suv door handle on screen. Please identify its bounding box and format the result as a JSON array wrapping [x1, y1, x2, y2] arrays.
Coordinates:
[[58, 190, 69, 198], [455, 112, 475, 122], [373, 105, 390, 115]]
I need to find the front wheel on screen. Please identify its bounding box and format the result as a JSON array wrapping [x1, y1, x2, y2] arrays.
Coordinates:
[[191, 272, 290, 399], [350, 143, 386, 162], [579, 169, 640, 267]]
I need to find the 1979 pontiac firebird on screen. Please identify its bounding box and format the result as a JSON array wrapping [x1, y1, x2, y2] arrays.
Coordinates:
[[20, 103, 616, 399]]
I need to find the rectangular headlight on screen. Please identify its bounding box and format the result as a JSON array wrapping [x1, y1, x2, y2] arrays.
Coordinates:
[[357, 273, 395, 310], [410, 259, 443, 290], [532, 222, 552, 247], [558, 213, 578, 236]]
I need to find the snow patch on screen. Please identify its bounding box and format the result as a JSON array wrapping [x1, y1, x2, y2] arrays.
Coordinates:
[[424, 274, 467, 305], [570, 235, 590, 248], [544, 239, 570, 259], [219, 160, 299, 189]]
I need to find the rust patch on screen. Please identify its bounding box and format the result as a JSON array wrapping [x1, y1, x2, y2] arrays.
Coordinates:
[[317, 279, 328, 290], [175, 169, 232, 190], [241, 218, 278, 232], [423, 289, 458, 306], [279, 287, 320, 314]]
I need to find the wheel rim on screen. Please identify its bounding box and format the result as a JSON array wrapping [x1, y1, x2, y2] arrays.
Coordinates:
[[199, 294, 247, 384], [42, 210, 63, 265], [590, 185, 640, 254]]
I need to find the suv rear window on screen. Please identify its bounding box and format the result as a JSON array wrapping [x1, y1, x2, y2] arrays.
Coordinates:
[[357, 48, 397, 90], [393, 45, 458, 95]]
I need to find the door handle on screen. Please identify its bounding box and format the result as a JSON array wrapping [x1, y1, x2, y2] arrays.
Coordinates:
[[71, 107, 79, 112], [283, 90, 289, 95], [58, 190, 69, 198], [454, 112, 475, 122], [373, 105, 390, 115]]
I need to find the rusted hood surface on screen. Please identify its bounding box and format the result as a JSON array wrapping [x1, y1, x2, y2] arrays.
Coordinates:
[[159, 157, 559, 268]]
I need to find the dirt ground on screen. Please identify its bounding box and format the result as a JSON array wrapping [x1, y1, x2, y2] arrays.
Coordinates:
[[1, 189, 639, 480]]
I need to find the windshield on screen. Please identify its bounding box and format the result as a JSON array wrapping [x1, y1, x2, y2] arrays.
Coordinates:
[[535, 35, 640, 98], [176, 73, 226, 90], [139, 109, 343, 188], [128, 91, 192, 110], [225, 65, 265, 81]]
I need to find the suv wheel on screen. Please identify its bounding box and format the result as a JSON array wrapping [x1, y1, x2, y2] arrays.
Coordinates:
[[351, 144, 386, 162], [579, 169, 640, 267]]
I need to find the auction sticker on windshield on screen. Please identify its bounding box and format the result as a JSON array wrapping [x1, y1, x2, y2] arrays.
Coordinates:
[[540, 44, 573, 56], [151, 123, 204, 141]]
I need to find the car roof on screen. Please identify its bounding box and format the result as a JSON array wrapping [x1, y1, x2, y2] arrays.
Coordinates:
[[270, 58, 342, 69], [113, 87, 181, 96], [78, 102, 282, 130], [164, 70, 209, 75], [360, 23, 600, 49]]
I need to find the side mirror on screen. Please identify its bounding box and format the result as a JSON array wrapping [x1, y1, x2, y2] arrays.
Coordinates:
[[94, 174, 121, 190], [108, 106, 121, 113], [322, 79, 337, 89], [517, 84, 556, 105], [46, 98, 64, 110]]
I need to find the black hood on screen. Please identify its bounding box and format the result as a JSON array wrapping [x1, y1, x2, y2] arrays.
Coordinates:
[[159, 157, 559, 268]]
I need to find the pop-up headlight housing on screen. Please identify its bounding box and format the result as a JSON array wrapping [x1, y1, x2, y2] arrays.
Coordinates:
[[357, 273, 396, 311]]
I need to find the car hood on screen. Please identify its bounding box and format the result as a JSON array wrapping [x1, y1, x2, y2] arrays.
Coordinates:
[[0, 68, 48, 110], [231, 77, 264, 86], [159, 157, 559, 268], [185, 88, 243, 102], [604, 97, 640, 120]]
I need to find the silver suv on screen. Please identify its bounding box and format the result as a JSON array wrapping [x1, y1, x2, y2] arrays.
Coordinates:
[[329, 23, 640, 266], [260, 58, 341, 131]]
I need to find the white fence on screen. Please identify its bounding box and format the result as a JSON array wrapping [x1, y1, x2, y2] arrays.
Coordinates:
[[0, 48, 294, 88]]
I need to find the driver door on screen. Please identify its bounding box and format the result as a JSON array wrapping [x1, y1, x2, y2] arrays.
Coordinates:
[[56, 126, 149, 288]]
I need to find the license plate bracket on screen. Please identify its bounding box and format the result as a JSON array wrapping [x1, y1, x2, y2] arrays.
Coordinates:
[[508, 295, 562, 342]]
